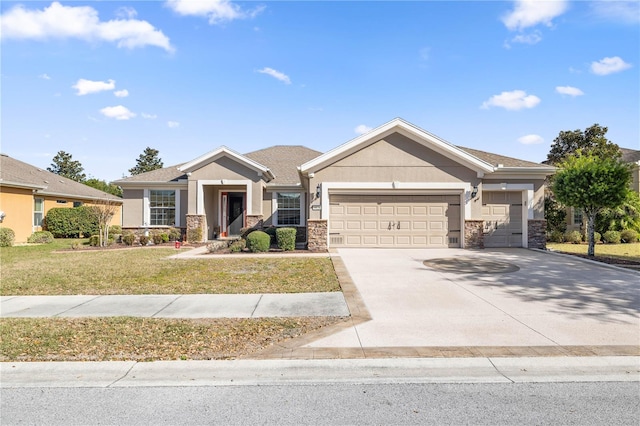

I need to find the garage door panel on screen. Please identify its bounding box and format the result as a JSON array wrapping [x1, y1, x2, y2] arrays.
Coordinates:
[[396, 206, 411, 215], [346, 221, 362, 230], [379, 206, 394, 215], [363, 206, 377, 215], [363, 221, 378, 230]]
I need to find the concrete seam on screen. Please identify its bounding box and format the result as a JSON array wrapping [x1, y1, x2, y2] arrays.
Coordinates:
[[107, 362, 138, 388], [53, 295, 101, 317], [151, 295, 182, 318], [487, 357, 515, 383], [251, 294, 264, 318]]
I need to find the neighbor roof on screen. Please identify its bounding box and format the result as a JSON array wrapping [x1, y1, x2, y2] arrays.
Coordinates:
[[245, 145, 322, 186], [0, 154, 122, 202], [114, 164, 188, 184], [621, 147, 640, 164]]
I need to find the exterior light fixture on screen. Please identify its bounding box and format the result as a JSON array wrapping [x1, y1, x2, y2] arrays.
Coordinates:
[[470, 186, 478, 199], [316, 184, 321, 199]]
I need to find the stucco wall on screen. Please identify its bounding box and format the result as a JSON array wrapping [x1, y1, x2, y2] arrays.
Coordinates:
[[0, 187, 34, 243], [122, 189, 144, 227]]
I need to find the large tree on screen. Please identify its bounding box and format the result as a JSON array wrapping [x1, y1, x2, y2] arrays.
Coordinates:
[[84, 178, 123, 198], [546, 124, 621, 166], [47, 151, 86, 182], [129, 147, 164, 175], [552, 153, 631, 256]]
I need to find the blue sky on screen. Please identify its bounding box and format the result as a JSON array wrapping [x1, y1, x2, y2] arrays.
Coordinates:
[[1, 0, 638, 182]]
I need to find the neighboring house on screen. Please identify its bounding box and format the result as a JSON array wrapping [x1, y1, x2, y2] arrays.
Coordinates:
[[565, 147, 640, 231], [0, 154, 122, 243], [115, 118, 555, 250]]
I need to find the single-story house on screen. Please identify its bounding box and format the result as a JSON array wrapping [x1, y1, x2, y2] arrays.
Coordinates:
[[115, 118, 556, 250], [0, 154, 123, 243]]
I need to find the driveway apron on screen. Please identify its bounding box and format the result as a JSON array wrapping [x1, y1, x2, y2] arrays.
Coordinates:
[[307, 248, 640, 349]]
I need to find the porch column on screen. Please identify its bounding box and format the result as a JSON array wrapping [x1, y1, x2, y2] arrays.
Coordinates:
[[527, 219, 547, 249], [307, 219, 328, 252], [464, 220, 484, 249], [246, 215, 263, 229], [186, 214, 206, 243]]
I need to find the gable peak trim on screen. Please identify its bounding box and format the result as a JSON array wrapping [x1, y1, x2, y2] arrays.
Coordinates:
[[178, 145, 275, 180]]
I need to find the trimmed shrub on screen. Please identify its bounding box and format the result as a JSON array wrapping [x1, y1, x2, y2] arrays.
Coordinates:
[[108, 225, 122, 235], [27, 230, 54, 244], [603, 230, 621, 244], [168, 227, 182, 242], [593, 232, 601, 244], [187, 228, 202, 243], [0, 227, 15, 247], [89, 235, 100, 247], [263, 226, 277, 245], [229, 239, 246, 253], [43, 206, 99, 238], [122, 232, 136, 246], [246, 230, 270, 253], [547, 230, 564, 243], [621, 229, 639, 244], [563, 230, 582, 244], [276, 227, 297, 251], [139, 235, 150, 246], [151, 233, 164, 245]]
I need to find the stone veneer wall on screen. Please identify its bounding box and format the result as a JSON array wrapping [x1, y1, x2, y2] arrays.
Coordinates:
[[307, 219, 328, 252], [186, 214, 206, 243], [464, 220, 484, 249], [246, 215, 263, 229], [528, 219, 547, 249]]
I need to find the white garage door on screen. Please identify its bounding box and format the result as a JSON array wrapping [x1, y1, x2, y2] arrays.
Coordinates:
[[482, 191, 523, 248], [329, 194, 461, 248]]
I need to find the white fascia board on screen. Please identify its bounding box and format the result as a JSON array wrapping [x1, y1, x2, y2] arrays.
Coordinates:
[[36, 191, 123, 203], [0, 180, 47, 190], [178, 146, 275, 180], [300, 118, 495, 174], [491, 166, 556, 176], [117, 182, 188, 189]]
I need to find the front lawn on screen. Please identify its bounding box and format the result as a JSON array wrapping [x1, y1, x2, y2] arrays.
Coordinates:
[[0, 239, 340, 295], [547, 242, 640, 263]]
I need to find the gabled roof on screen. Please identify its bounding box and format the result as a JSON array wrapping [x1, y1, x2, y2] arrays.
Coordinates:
[[621, 147, 640, 164], [177, 146, 275, 181], [114, 164, 188, 184], [0, 154, 122, 202], [300, 118, 498, 175], [245, 146, 322, 186]]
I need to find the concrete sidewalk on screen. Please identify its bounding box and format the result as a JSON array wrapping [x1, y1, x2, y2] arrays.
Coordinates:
[[0, 293, 350, 318]]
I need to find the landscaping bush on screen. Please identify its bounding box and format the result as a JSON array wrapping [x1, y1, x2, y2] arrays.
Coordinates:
[[108, 225, 122, 235], [593, 232, 601, 244], [0, 227, 15, 247], [187, 228, 202, 243], [276, 227, 297, 251], [89, 235, 100, 247], [547, 230, 564, 243], [44, 207, 99, 238], [263, 226, 277, 245], [229, 239, 246, 253], [122, 232, 136, 246], [563, 230, 582, 244], [246, 230, 270, 253], [27, 231, 54, 244], [621, 229, 639, 244], [168, 227, 182, 242], [151, 233, 164, 245], [602, 230, 621, 244], [139, 235, 150, 246]]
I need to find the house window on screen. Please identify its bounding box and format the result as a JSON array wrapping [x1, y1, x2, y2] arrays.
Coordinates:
[[73, 201, 83, 208], [56, 200, 67, 204], [34, 198, 44, 228], [276, 192, 301, 226], [149, 190, 176, 226], [573, 208, 583, 225]]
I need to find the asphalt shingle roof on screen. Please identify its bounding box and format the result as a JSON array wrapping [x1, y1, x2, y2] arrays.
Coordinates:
[[113, 164, 187, 183], [0, 154, 122, 201], [244, 145, 322, 185], [621, 147, 640, 163], [457, 146, 549, 168]]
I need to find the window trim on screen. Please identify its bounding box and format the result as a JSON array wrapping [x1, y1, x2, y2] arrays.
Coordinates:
[[144, 189, 180, 227], [272, 192, 305, 227], [33, 197, 44, 230]]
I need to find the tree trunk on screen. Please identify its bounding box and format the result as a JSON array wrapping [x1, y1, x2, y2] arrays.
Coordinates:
[[586, 213, 596, 257]]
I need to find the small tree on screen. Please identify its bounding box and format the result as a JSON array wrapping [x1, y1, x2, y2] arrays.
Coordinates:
[[47, 151, 86, 182], [88, 200, 119, 247], [552, 153, 632, 256], [84, 178, 123, 198], [129, 147, 164, 175]]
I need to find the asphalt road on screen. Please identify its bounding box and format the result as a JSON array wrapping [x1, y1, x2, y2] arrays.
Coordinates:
[[2, 382, 638, 425]]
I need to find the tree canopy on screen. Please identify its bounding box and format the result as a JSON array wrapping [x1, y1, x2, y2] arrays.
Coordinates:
[[552, 153, 631, 256], [546, 124, 621, 166], [84, 178, 123, 198], [129, 147, 164, 175], [47, 151, 86, 182]]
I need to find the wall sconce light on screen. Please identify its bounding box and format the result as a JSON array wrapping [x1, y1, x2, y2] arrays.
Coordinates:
[[470, 186, 478, 199], [315, 184, 321, 199]]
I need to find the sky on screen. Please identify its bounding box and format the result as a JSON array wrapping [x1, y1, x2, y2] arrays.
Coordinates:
[[1, 0, 639, 183]]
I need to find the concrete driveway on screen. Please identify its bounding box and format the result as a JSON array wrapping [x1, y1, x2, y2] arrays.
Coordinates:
[[305, 248, 639, 351]]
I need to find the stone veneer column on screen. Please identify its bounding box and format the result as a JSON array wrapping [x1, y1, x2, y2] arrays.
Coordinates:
[[186, 214, 206, 242], [307, 219, 328, 252], [464, 220, 484, 249], [527, 219, 547, 249], [246, 215, 263, 229]]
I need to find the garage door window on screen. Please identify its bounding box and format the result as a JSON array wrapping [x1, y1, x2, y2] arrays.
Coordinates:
[[276, 193, 301, 226]]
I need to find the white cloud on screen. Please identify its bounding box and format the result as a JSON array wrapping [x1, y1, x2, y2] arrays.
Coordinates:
[[590, 56, 632, 75], [116, 6, 138, 19], [555, 86, 584, 97], [167, 121, 180, 128], [481, 90, 541, 110], [0, 2, 174, 52], [257, 67, 291, 84], [504, 31, 542, 48], [100, 105, 136, 120], [72, 78, 115, 96], [517, 134, 544, 145], [502, 0, 568, 31], [39, 73, 51, 80], [114, 89, 129, 98], [166, 0, 265, 25], [590, 1, 640, 25], [142, 113, 157, 119], [354, 124, 372, 135]]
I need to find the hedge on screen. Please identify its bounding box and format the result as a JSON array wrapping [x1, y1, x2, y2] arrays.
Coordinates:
[[0, 227, 15, 247], [276, 227, 296, 251], [27, 231, 54, 244], [246, 231, 270, 253], [43, 207, 99, 238]]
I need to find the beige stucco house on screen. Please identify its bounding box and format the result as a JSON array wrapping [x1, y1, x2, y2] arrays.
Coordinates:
[[115, 118, 556, 250], [0, 154, 122, 243]]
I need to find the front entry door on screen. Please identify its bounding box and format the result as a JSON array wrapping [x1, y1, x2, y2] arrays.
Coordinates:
[[228, 193, 245, 236]]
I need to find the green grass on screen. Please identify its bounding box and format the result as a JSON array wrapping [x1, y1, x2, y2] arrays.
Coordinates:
[[547, 242, 640, 262], [0, 239, 340, 295]]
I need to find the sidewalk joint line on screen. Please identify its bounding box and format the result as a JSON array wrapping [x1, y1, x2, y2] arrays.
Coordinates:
[[251, 294, 264, 318], [487, 357, 515, 383], [152, 295, 182, 318], [53, 295, 101, 317], [107, 362, 138, 388]]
